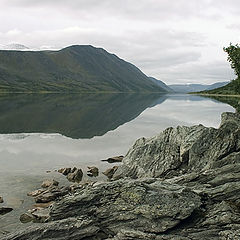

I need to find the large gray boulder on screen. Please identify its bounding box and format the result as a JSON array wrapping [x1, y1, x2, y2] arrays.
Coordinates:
[[113, 112, 240, 179], [3, 179, 201, 240]]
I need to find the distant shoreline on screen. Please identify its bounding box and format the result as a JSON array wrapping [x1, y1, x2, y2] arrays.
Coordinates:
[[192, 93, 240, 98]]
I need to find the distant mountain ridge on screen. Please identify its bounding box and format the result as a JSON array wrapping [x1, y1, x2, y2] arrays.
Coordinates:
[[0, 45, 168, 93], [169, 82, 229, 93], [202, 79, 240, 95], [148, 77, 174, 92]]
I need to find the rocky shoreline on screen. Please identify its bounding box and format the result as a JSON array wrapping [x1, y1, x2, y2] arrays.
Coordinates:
[[2, 112, 240, 240]]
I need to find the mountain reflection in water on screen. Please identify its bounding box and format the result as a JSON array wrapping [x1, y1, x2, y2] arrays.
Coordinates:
[[0, 93, 168, 139], [0, 93, 238, 139]]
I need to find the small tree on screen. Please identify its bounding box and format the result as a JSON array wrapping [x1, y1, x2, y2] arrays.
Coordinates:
[[224, 43, 240, 93]]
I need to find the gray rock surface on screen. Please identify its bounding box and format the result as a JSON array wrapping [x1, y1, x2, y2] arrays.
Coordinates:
[[113, 112, 240, 179], [34, 186, 70, 203], [2, 112, 240, 239], [3, 179, 201, 239]]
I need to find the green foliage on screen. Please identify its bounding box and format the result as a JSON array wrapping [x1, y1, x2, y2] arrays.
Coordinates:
[[203, 43, 240, 95], [234, 78, 240, 93], [223, 43, 240, 78], [203, 78, 240, 95], [223, 43, 240, 94]]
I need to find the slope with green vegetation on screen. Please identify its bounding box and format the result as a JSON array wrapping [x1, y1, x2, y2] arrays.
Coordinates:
[[202, 43, 240, 95], [148, 77, 174, 92], [0, 45, 167, 93]]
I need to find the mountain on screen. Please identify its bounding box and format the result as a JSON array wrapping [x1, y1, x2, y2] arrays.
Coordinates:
[[202, 78, 240, 95], [169, 82, 229, 93], [148, 77, 174, 92], [205, 82, 231, 91], [0, 45, 168, 93]]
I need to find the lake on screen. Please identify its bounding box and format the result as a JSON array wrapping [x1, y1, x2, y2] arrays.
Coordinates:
[[0, 93, 236, 235]]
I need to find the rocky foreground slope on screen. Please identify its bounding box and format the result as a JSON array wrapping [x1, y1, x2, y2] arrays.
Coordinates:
[[3, 112, 240, 240]]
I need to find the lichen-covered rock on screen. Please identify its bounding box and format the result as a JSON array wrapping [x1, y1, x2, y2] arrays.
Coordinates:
[[20, 213, 35, 223], [34, 186, 70, 203], [113, 125, 209, 179], [2, 179, 201, 239], [3, 218, 101, 240], [113, 112, 240, 179]]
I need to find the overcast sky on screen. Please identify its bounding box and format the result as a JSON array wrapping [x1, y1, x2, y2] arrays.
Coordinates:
[[0, 0, 239, 84]]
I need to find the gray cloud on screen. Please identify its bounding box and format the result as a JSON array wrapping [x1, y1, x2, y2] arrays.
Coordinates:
[[5, 0, 240, 22], [153, 60, 236, 84], [0, 0, 239, 84]]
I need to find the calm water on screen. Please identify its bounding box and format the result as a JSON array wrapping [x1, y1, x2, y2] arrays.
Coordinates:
[[0, 93, 235, 234]]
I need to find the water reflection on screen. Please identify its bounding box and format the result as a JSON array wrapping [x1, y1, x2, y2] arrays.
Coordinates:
[[203, 95, 240, 112], [0, 93, 236, 235], [0, 93, 238, 139], [0, 93, 167, 139]]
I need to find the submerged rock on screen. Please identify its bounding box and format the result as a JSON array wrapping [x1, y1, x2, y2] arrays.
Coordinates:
[[0, 196, 3, 203], [101, 155, 124, 163], [58, 168, 71, 176], [41, 179, 59, 188], [20, 213, 35, 224], [0, 207, 13, 215]]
